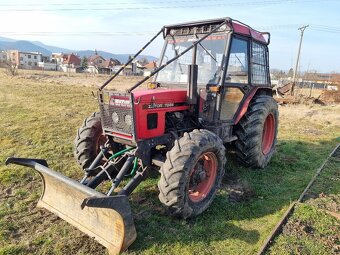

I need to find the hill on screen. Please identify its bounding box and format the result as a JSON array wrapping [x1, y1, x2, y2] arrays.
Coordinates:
[[0, 40, 51, 55], [0, 36, 157, 63]]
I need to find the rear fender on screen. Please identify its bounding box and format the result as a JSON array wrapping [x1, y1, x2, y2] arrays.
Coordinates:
[[234, 88, 272, 124]]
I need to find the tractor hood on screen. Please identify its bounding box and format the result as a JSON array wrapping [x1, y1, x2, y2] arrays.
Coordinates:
[[132, 88, 190, 140], [132, 88, 188, 105]]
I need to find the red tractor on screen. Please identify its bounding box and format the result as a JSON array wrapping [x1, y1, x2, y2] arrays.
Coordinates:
[[7, 17, 278, 254]]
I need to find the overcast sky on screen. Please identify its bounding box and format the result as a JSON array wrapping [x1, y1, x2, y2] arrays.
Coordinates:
[[1, 0, 339, 72]]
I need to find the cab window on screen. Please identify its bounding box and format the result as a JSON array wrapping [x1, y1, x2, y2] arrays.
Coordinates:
[[225, 38, 249, 84], [251, 42, 268, 85]]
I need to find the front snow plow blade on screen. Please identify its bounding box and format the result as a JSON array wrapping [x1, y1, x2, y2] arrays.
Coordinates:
[[5, 157, 137, 255]]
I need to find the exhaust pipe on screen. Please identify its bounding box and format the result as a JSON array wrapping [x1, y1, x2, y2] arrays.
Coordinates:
[[187, 64, 198, 105], [187, 43, 198, 105]]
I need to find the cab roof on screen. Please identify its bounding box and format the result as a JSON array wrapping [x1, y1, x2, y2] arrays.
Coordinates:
[[164, 17, 269, 45]]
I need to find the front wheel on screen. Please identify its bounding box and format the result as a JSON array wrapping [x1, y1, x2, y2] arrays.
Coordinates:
[[74, 112, 122, 170], [74, 112, 107, 170], [158, 129, 226, 219]]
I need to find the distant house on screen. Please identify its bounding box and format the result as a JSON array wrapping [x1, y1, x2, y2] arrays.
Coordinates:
[[99, 58, 121, 74], [60, 53, 81, 72], [304, 72, 340, 85], [0, 51, 8, 67], [121, 63, 138, 76], [7, 50, 42, 69], [87, 55, 121, 74], [87, 55, 105, 73], [36, 55, 58, 71], [88, 55, 105, 66], [63, 53, 81, 66], [109, 58, 121, 66], [143, 61, 157, 77], [135, 61, 145, 69], [143, 61, 157, 70], [38, 61, 58, 71], [51, 53, 64, 66]]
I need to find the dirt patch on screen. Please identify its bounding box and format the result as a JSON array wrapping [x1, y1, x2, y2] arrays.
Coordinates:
[[275, 89, 340, 106], [299, 95, 323, 105], [319, 90, 340, 104], [305, 193, 340, 212], [275, 95, 326, 106], [222, 173, 257, 203], [280, 206, 340, 254]]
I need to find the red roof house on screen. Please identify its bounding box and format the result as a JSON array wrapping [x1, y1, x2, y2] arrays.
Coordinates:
[[63, 53, 81, 66]]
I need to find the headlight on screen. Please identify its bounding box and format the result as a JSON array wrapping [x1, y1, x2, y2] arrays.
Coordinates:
[[112, 112, 119, 124], [124, 114, 132, 126]]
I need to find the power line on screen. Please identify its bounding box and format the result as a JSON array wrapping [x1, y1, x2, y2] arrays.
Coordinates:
[[256, 24, 340, 34], [310, 28, 340, 34], [0, 0, 232, 7], [0, 31, 156, 37], [1, 24, 340, 37], [0, 0, 332, 12], [309, 24, 340, 33]]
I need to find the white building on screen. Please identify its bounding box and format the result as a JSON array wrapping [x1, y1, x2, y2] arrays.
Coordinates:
[[38, 61, 58, 71], [19, 52, 42, 69], [0, 51, 8, 66], [51, 53, 64, 65], [0, 51, 7, 60], [8, 50, 42, 69]]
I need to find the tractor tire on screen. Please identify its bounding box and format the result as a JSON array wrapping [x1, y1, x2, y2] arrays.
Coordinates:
[[158, 129, 226, 219], [74, 112, 108, 170], [234, 95, 278, 168]]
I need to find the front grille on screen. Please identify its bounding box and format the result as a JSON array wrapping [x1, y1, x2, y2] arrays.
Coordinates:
[[99, 103, 133, 135]]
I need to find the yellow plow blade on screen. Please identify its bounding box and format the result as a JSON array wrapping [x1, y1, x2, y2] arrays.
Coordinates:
[[5, 158, 137, 255]]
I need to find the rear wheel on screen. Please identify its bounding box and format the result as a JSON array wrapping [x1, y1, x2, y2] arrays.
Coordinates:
[[74, 112, 108, 170], [234, 95, 278, 168], [158, 129, 226, 219]]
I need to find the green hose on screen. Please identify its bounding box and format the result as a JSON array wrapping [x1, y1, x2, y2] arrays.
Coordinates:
[[108, 147, 134, 161], [126, 157, 139, 177], [108, 146, 139, 177]]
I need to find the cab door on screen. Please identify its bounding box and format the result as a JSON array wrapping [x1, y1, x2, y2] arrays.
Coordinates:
[[220, 36, 250, 122]]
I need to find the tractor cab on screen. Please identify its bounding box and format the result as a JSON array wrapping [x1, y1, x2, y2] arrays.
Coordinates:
[[153, 18, 271, 125]]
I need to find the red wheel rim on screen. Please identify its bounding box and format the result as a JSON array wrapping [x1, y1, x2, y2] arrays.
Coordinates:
[[188, 152, 218, 203], [262, 113, 275, 155], [96, 133, 107, 154]]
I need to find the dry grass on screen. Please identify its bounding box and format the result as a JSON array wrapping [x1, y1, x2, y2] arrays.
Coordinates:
[[13, 68, 143, 90]]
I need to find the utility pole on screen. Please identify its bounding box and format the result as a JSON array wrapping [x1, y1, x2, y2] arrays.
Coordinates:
[[291, 25, 309, 96]]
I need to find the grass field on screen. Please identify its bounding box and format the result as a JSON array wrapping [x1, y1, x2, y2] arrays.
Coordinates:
[[268, 147, 340, 254], [0, 68, 339, 255]]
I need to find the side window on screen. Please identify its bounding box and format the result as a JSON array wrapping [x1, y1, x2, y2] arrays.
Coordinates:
[[220, 87, 244, 121], [225, 38, 248, 84], [251, 42, 268, 85]]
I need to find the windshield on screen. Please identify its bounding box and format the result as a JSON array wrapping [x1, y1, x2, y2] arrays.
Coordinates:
[[156, 34, 226, 85]]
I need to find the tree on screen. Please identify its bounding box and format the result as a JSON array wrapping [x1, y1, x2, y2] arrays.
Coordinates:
[[287, 68, 294, 78], [81, 56, 88, 70], [270, 68, 286, 79], [5, 59, 17, 76], [138, 57, 149, 66]]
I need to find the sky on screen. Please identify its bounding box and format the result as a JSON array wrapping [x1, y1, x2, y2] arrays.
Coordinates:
[[0, 0, 339, 73]]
